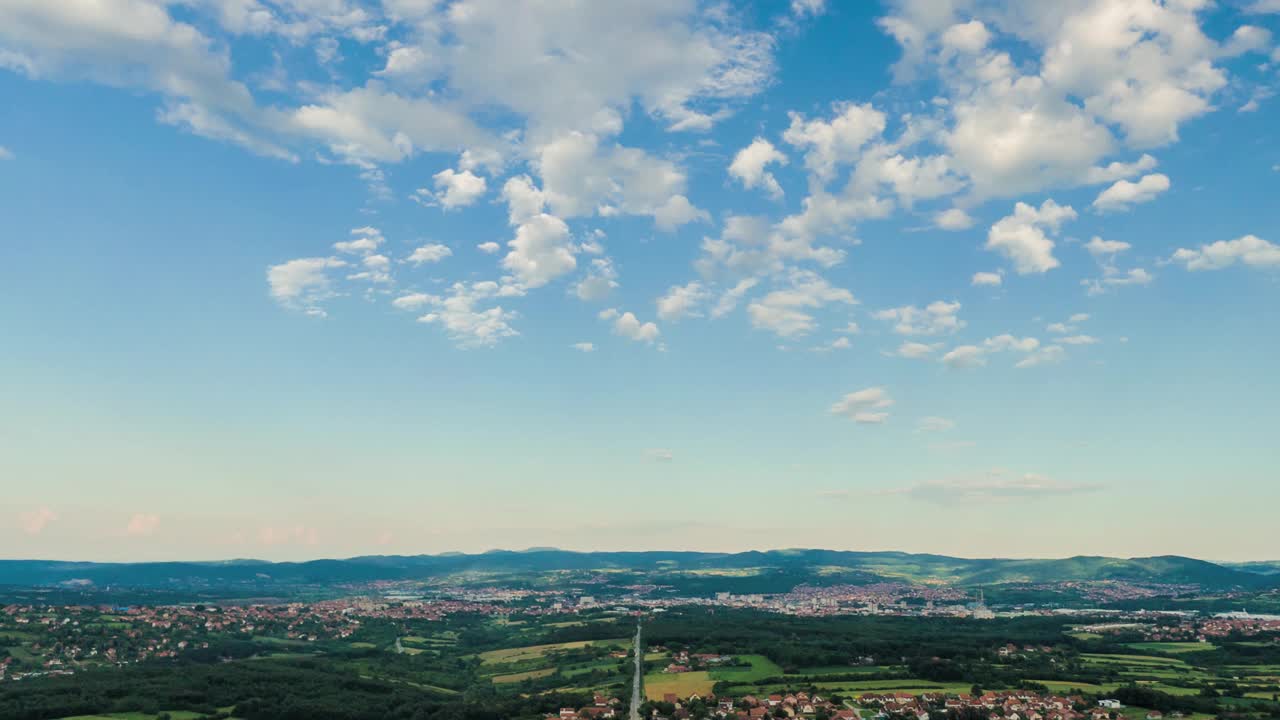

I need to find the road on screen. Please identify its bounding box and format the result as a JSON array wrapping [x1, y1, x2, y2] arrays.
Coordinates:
[[629, 622, 643, 720]]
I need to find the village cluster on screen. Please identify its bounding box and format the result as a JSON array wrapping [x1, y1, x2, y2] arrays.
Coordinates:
[[550, 689, 1181, 720]]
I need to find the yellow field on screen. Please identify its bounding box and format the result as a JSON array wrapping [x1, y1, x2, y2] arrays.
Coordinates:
[[478, 638, 627, 665], [492, 667, 557, 683], [645, 671, 715, 700]]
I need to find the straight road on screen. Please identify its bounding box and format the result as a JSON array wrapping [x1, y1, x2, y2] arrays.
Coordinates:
[[629, 622, 643, 720]]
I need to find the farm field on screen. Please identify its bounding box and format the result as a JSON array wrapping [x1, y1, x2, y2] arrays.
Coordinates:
[[709, 654, 784, 683], [644, 670, 716, 700], [477, 637, 627, 665], [492, 667, 557, 683], [1124, 642, 1219, 654]]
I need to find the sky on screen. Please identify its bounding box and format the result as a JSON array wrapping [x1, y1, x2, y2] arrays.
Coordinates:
[[1, 0, 1278, 563]]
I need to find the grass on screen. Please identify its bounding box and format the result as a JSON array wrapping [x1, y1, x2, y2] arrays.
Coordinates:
[[1124, 642, 1218, 655], [1027, 680, 1121, 693], [492, 667, 557, 683], [645, 671, 716, 700], [478, 638, 627, 665], [710, 655, 784, 683], [1082, 653, 1189, 667], [785, 665, 899, 679]]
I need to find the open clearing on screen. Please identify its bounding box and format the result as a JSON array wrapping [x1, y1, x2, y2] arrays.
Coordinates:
[[1124, 642, 1218, 654], [478, 638, 627, 665], [645, 671, 716, 700]]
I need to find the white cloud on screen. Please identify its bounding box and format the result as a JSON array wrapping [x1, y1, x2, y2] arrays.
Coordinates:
[[830, 387, 893, 424], [391, 292, 435, 311], [1085, 236, 1132, 256], [935, 207, 974, 230], [652, 194, 710, 231], [916, 416, 955, 432], [19, 507, 56, 535], [1093, 173, 1171, 212], [656, 281, 710, 321], [941, 345, 986, 369], [747, 271, 856, 337], [477, 241, 501, 255], [1170, 235, 1280, 271], [267, 256, 348, 309], [729, 137, 788, 199], [1058, 335, 1100, 346], [574, 257, 619, 302], [984, 334, 1040, 353], [406, 243, 452, 265], [893, 341, 940, 359], [571, 342, 595, 353], [422, 167, 487, 209], [873, 300, 963, 336], [600, 308, 660, 344], [790, 0, 826, 19], [710, 277, 760, 319], [1083, 267, 1154, 295], [970, 271, 1002, 287], [534, 131, 706, 229], [782, 102, 887, 182], [333, 226, 384, 254], [1014, 345, 1066, 369], [416, 281, 522, 348], [0, 146, 12, 160], [986, 199, 1076, 274], [502, 213, 576, 288], [125, 513, 160, 537]]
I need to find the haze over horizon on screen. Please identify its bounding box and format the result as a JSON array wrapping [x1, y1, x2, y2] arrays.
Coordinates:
[[2, 0, 1278, 563]]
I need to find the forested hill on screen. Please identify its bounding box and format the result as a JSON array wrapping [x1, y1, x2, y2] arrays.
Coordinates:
[[1, 549, 1276, 591]]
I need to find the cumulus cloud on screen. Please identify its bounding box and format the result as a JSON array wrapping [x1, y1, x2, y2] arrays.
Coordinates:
[[574, 257, 619, 302], [1169, 235, 1280, 271], [1093, 173, 1171, 212], [600, 308, 660, 344], [266, 256, 348, 310], [874, 300, 963, 336], [892, 341, 941, 359], [783, 102, 886, 182], [571, 342, 595, 353], [1085, 236, 1132, 256], [747, 271, 856, 337], [941, 345, 986, 369], [935, 207, 975, 230], [970, 271, 1002, 287], [729, 137, 788, 199], [830, 387, 893, 424], [502, 213, 576, 288], [406, 243, 452, 265], [656, 282, 710, 321], [420, 167, 487, 209], [415, 281, 522, 348], [986, 199, 1076, 274], [0, 146, 12, 160]]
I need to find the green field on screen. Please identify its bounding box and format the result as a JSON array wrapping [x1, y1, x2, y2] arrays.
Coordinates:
[[477, 637, 627, 665], [491, 667, 557, 683], [1124, 642, 1218, 654], [645, 671, 716, 699], [709, 655, 784, 683]]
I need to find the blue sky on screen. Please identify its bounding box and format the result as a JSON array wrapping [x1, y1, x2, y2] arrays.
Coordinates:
[[1, 0, 1277, 562]]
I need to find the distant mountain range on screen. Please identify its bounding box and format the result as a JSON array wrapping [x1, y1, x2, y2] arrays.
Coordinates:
[[1, 549, 1277, 592]]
